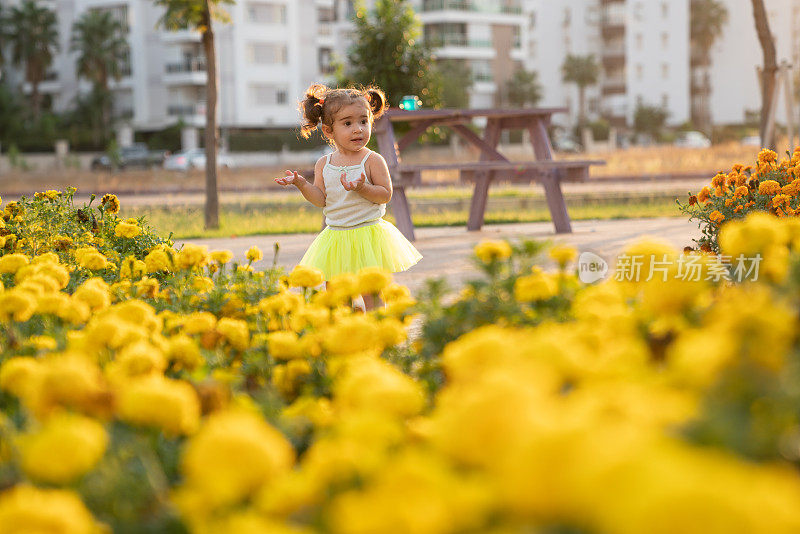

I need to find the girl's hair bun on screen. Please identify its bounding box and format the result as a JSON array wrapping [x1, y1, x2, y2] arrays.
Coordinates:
[[299, 83, 329, 138], [365, 86, 387, 119]]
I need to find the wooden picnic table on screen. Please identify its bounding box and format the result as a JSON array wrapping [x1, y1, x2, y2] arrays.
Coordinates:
[[373, 107, 605, 240]]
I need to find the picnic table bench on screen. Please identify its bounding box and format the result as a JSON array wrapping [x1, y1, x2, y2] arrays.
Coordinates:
[[373, 107, 605, 240]]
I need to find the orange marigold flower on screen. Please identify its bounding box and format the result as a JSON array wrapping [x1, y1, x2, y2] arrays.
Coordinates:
[[697, 186, 711, 203], [734, 205, 743, 213], [688, 194, 698, 206], [711, 173, 726, 188], [732, 164, 744, 173], [733, 186, 749, 199], [758, 180, 781, 195], [714, 186, 726, 197], [724, 198, 734, 207], [709, 210, 725, 224], [758, 148, 778, 165]]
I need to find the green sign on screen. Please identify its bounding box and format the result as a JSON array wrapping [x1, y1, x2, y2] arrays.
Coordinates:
[[399, 95, 422, 111]]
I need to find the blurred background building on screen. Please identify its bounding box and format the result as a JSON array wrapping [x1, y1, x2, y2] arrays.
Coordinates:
[[1, 0, 798, 144]]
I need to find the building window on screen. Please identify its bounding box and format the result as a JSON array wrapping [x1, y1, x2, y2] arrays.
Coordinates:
[[636, 64, 643, 80], [661, 63, 669, 79], [250, 84, 288, 106], [661, 2, 669, 17], [529, 11, 536, 29], [634, 2, 643, 21], [662, 94, 669, 108], [248, 42, 288, 64], [528, 39, 537, 60], [661, 32, 669, 49], [91, 5, 129, 31], [563, 7, 571, 26], [318, 6, 335, 23], [247, 2, 287, 24], [318, 47, 335, 74], [635, 33, 643, 49]]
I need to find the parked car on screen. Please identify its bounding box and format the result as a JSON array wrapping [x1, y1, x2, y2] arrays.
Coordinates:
[[163, 148, 235, 171], [674, 131, 712, 149], [91, 143, 170, 170]]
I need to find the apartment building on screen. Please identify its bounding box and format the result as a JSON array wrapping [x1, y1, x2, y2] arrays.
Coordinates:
[[5, 0, 340, 143]]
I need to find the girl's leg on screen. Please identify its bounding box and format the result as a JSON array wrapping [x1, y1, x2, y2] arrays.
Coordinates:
[[362, 293, 383, 312]]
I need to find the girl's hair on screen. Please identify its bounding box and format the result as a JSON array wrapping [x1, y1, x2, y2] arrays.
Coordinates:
[[299, 84, 387, 139]]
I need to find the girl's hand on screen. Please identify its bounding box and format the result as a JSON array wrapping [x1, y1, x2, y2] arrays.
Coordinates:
[[275, 170, 306, 187], [341, 172, 366, 192]]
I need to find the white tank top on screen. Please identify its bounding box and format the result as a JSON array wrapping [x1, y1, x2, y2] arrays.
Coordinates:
[[323, 149, 386, 228]]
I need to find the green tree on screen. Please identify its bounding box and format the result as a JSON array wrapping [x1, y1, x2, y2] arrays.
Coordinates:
[[633, 103, 669, 142], [70, 10, 129, 139], [690, 0, 728, 133], [5, 1, 59, 120], [153, 0, 235, 230], [436, 59, 472, 109], [561, 54, 599, 125], [340, 0, 441, 107], [506, 68, 543, 108]]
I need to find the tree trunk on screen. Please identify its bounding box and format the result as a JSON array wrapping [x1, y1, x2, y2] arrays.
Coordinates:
[[751, 0, 778, 149], [202, 0, 219, 230], [27, 62, 42, 121], [578, 85, 586, 126]]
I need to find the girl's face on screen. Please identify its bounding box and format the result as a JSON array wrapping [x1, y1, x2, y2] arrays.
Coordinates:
[[325, 101, 372, 152]]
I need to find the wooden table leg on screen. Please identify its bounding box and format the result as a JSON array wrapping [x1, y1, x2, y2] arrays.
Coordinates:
[[391, 186, 415, 241], [540, 172, 572, 233], [467, 173, 491, 231]]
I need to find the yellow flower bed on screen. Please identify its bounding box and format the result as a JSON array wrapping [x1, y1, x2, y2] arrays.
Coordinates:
[[1, 190, 800, 532], [680, 146, 800, 251]]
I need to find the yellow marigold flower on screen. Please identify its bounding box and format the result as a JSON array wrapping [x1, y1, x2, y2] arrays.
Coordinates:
[[0, 253, 29, 274], [216, 317, 250, 350], [210, 250, 234, 264], [246, 246, 263, 263], [758, 180, 781, 195], [74, 278, 111, 311], [145, 248, 171, 273], [268, 331, 304, 360], [114, 221, 141, 239], [380, 282, 411, 302], [17, 412, 107, 484], [135, 276, 159, 298], [53, 234, 74, 251], [106, 340, 167, 382], [0, 289, 37, 322], [101, 193, 120, 214], [474, 239, 512, 263], [709, 210, 725, 224], [288, 265, 324, 288], [192, 276, 214, 293], [182, 311, 218, 334], [758, 148, 778, 165], [180, 410, 295, 508], [548, 244, 577, 267], [357, 266, 393, 295], [378, 317, 407, 347], [58, 297, 91, 325], [323, 315, 382, 355], [78, 251, 110, 271], [334, 356, 425, 417], [514, 272, 558, 302], [0, 485, 104, 534], [116, 375, 200, 436], [166, 335, 204, 372], [119, 256, 146, 279], [0, 357, 40, 398], [27, 335, 57, 351], [177, 244, 209, 270]]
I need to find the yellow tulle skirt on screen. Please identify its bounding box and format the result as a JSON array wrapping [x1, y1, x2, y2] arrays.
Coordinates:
[[299, 219, 422, 280]]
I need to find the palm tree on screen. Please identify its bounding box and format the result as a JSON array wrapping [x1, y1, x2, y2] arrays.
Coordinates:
[[153, 0, 234, 230], [751, 0, 777, 149], [690, 0, 728, 134], [5, 0, 59, 120], [70, 10, 129, 136], [561, 54, 599, 126]]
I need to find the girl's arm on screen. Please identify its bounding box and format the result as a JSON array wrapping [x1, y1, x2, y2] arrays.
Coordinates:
[[276, 157, 326, 208], [342, 153, 392, 204]]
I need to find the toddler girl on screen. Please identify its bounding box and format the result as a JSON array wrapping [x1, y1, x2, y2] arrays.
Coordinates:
[[275, 84, 422, 310]]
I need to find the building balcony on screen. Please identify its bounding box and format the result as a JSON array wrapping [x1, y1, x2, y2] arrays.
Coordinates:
[[167, 103, 206, 127], [602, 47, 625, 67], [165, 59, 207, 85], [601, 78, 626, 95], [473, 72, 493, 82], [425, 34, 493, 48], [421, 0, 522, 15], [162, 30, 202, 43]]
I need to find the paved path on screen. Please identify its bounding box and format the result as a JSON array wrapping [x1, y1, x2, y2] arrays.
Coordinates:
[[182, 217, 702, 295]]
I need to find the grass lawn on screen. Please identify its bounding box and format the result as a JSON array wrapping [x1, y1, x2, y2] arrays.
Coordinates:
[[125, 194, 683, 240]]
